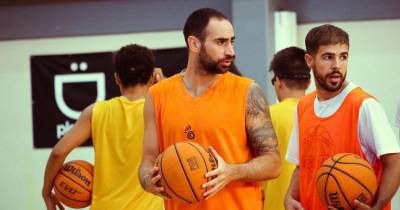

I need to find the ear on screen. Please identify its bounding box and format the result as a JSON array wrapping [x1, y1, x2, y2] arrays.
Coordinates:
[[114, 72, 121, 86], [188, 35, 201, 53], [305, 53, 314, 69], [275, 77, 283, 88]]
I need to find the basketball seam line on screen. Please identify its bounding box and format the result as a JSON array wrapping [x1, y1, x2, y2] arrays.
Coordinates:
[[186, 142, 210, 195], [54, 187, 91, 203], [160, 150, 192, 203], [329, 161, 374, 171], [324, 153, 354, 209], [58, 172, 92, 193], [320, 164, 374, 198], [325, 173, 355, 209], [174, 143, 199, 202]]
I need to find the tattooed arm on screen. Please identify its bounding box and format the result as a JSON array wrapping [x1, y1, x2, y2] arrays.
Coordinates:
[[203, 83, 281, 198], [242, 82, 281, 180]]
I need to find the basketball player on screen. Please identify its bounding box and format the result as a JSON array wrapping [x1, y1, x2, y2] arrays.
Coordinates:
[[42, 44, 164, 210], [284, 24, 400, 210], [263, 46, 310, 210], [139, 8, 281, 210]]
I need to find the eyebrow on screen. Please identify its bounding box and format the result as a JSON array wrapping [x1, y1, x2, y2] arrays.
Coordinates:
[[214, 36, 235, 42], [321, 52, 348, 57]]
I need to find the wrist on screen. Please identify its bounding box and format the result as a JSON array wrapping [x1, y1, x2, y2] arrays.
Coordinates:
[[228, 163, 243, 181]]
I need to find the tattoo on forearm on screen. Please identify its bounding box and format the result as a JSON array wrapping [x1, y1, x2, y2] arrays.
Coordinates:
[[246, 84, 279, 156], [249, 126, 278, 155]]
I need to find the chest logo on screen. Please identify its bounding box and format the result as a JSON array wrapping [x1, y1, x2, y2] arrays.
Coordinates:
[[184, 125, 195, 139]]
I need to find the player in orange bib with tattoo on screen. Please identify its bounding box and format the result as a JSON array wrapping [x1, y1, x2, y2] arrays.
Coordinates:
[[139, 8, 281, 210]]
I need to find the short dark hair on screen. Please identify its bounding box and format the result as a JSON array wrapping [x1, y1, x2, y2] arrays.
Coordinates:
[[305, 24, 349, 55], [183, 8, 229, 46], [269, 46, 310, 90], [113, 44, 155, 87]]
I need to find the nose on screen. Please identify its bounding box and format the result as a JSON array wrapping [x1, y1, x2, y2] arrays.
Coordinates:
[[225, 43, 235, 57], [332, 56, 340, 69]]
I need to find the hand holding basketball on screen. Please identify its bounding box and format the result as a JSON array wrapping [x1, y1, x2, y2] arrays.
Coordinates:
[[203, 146, 236, 199], [54, 160, 93, 208], [354, 199, 375, 210], [43, 191, 65, 210], [316, 153, 377, 210], [142, 164, 168, 199], [328, 200, 374, 210], [284, 196, 304, 210]]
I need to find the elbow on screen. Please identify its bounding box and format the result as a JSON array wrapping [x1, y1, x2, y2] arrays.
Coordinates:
[[50, 146, 69, 160], [270, 157, 281, 179]]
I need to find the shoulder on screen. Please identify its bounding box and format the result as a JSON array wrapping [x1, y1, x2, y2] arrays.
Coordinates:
[[225, 72, 253, 86], [245, 83, 268, 112], [79, 103, 95, 122], [360, 97, 384, 113], [246, 82, 265, 99], [271, 99, 297, 112], [149, 74, 180, 93], [93, 97, 118, 109], [298, 91, 316, 107]]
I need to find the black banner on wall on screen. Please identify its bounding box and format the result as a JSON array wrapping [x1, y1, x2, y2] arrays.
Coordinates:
[[31, 48, 187, 148]]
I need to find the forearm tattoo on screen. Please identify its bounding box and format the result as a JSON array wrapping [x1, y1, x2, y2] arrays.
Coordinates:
[[246, 84, 279, 156]]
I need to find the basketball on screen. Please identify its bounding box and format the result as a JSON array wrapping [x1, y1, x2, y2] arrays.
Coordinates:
[[316, 153, 377, 210], [158, 141, 218, 203], [54, 160, 94, 208]]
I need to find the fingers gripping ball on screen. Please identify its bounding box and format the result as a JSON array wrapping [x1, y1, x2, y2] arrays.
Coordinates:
[[316, 153, 377, 210], [158, 141, 218, 203], [54, 160, 94, 208]]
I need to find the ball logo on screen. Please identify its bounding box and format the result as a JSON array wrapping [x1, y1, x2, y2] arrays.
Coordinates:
[[184, 125, 195, 139], [328, 192, 344, 210], [59, 181, 82, 195], [64, 164, 92, 187], [357, 193, 368, 203], [186, 156, 199, 171]]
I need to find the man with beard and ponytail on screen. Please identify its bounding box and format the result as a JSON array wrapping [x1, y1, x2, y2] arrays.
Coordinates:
[[284, 24, 400, 210], [139, 7, 281, 210]]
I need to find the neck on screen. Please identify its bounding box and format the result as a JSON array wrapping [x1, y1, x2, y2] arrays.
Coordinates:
[[183, 57, 221, 97], [119, 84, 149, 101], [316, 81, 348, 101], [278, 88, 306, 102]]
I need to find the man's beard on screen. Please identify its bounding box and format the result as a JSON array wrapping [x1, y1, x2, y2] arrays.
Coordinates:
[[313, 69, 347, 92], [199, 46, 234, 74]]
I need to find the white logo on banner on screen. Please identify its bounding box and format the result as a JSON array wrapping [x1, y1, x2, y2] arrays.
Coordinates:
[[54, 62, 105, 139]]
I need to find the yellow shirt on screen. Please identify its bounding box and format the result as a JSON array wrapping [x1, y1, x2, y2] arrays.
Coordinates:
[[91, 96, 163, 210], [263, 98, 297, 210]]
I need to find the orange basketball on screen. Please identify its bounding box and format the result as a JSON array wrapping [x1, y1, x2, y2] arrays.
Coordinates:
[[316, 153, 377, 210], [158, 141, 218, 204], [54, 160, 94, 208]]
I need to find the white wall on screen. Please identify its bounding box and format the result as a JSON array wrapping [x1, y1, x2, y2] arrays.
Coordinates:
[[0, 31, 184, 210], [298, 19, 400, 209]]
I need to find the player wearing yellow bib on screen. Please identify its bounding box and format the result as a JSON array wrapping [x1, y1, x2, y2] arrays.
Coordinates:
[[43, 44, 164, 210], [263, 47, 310, 210]]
